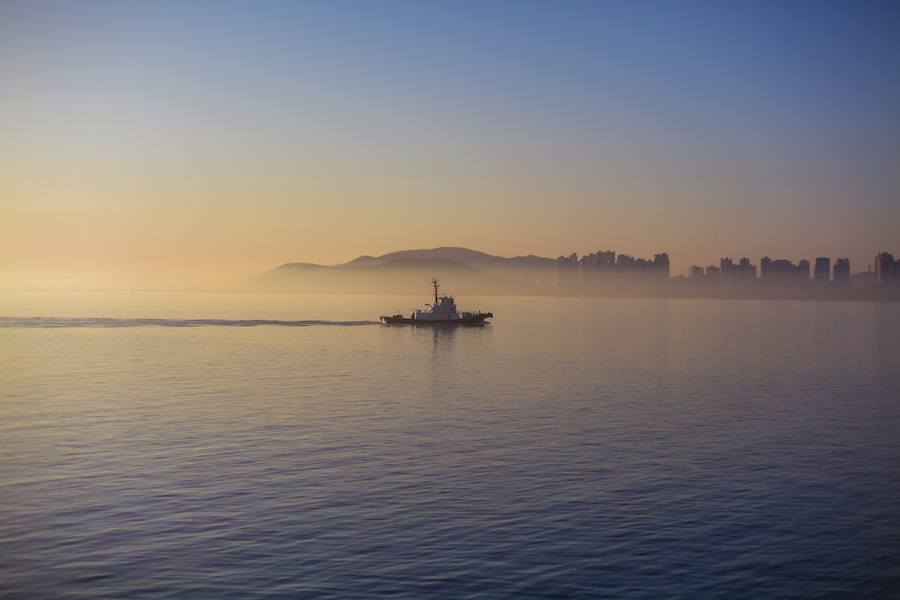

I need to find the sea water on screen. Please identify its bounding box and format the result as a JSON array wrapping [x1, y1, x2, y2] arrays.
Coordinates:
[[1, 291, 899, 599]]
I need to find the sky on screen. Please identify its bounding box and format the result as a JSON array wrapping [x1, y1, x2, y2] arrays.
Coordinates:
[[2, 0, 899, 287]]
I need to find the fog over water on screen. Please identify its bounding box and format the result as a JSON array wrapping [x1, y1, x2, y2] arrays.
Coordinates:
[[2, 291, 898, 598], [3, 4, 900, 596]]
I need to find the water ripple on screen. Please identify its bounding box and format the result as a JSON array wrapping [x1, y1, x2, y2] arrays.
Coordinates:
[[0, 317, 379, 328], [2, 296, 899, 599]]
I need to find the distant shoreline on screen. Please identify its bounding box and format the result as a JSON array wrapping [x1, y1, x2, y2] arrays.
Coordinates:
[[2, 286, 898, 302]]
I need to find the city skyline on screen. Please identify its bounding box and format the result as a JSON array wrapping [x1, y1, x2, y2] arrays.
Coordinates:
[[551, 248, 900, 300], [2, 2, 899, 289], [557, 248, 898, 284]]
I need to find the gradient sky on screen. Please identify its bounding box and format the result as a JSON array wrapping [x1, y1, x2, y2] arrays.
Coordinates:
[[2, 0, 899, 286]]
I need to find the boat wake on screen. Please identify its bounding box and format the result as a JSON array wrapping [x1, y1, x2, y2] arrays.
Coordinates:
[[0, 317, 380, 329]]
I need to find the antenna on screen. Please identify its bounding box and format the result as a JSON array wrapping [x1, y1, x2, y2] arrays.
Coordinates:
[[432, 278, 440, 303]]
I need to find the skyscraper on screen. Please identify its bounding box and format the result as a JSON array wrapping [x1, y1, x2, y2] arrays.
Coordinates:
[[719, 257, 756, 285], [652, 253, 670, 280], [833, 258, 850, 285], [814, 257, 830, 284], [875, 252, 896, 286], [760, 256, 772, 281], [556, 253, 578, 288], [798, 260, 810, 282]]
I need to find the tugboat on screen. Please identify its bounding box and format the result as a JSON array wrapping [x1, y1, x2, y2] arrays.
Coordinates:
[[380, 279, 493, 325]]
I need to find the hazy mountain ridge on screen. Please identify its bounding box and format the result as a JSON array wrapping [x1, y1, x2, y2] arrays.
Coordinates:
[[277, 247, 556, 270], [343, 247, 497, 267], [252, 247, 556, 295]]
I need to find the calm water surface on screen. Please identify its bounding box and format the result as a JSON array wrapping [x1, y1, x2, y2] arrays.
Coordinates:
[[1, 291, 899, 599]]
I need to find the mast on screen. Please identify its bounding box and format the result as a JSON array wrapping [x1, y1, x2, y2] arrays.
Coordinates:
[[432, 278, 440, 304]]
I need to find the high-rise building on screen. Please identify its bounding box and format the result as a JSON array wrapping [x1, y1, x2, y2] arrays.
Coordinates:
[[738, 257, 756, 282], [760, 256, 772, 281], [557, 249, 672, 288], [652, 253, 670, 280], [798, 260, 810, 282], [875, 252, 896, 286], [761, 258, 813, 285], [814, 257, 830, 284], [719, 257, 756, 285], [720, 257, 734, 284], [556, 253, 578, 288], [577, 250, 617, 288], [833, 258, 850, 285]]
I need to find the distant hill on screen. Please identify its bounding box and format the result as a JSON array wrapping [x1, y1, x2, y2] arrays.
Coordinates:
[[343, 247, 555, 270], [249, 247, 558, 295]]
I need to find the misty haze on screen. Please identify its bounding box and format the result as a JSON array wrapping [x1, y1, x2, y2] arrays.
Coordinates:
[[2, 2, 899, 599], [247, 246, 900, 302]]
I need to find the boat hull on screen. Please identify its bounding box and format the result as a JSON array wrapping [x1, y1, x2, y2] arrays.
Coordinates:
[[380, 313, 492, 325]]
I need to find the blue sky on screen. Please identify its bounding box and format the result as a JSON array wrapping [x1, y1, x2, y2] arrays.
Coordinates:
[[2, 1, 898, 283]]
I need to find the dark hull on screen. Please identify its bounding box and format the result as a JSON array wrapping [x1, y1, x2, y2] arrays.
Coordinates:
[[380, 313, 492, 325]]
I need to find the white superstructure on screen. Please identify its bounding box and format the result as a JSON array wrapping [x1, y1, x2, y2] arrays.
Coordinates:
[[411, 289, 460, 321]]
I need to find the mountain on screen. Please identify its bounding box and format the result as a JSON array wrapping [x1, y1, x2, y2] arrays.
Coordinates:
[[249, 247, 558, 295], [344, 247, 498, 267], [343, 247, 555, 270]]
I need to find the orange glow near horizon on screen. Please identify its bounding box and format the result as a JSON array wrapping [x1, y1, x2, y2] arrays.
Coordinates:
[[2, 3, 898, 289]]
